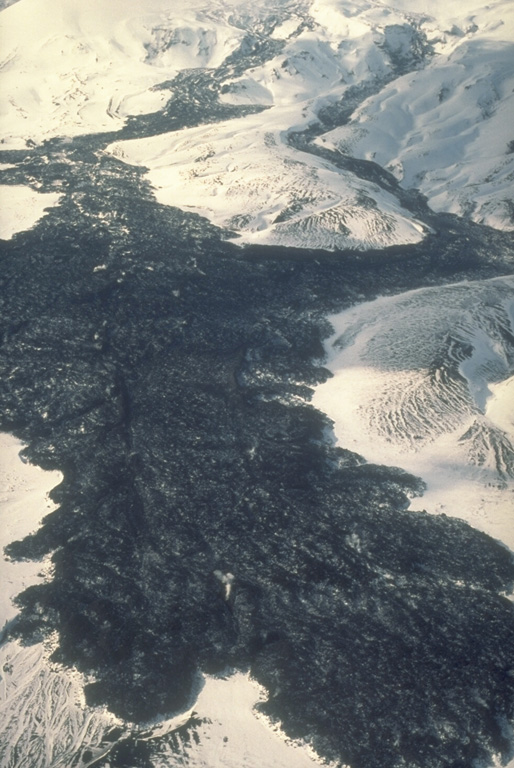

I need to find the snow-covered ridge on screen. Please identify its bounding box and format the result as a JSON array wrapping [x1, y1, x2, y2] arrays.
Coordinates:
[[107, 112, 427, 251], [0, 0, 246, 147], [100, 0, 438, 251], [313, 276, 514, 551], [315, 1, 514, 230], [2, 0, 513, 248]]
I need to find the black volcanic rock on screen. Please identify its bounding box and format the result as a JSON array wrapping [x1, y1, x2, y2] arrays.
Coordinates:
[[1, 121, 514, 768]]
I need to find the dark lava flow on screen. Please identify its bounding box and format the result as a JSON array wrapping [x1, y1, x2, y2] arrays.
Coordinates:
[[1, 35, 514, 768]]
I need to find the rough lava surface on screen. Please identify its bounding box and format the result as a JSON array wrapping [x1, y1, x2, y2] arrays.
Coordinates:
[[1, 2, 514, 768]]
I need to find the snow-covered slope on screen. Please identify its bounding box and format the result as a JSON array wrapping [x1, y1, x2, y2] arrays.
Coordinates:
[[313, 276, 514, 550], [316, 1, 514, 230], [0, 0, 245, 147], [108, 113, 426, 251], [0, 186, 62, 240], [106, 0, 512, 244], [0, 434, 61, 623], [2, 0, 512, 248]]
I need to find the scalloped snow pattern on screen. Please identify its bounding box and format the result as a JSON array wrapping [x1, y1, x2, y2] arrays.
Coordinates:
[[313, 276, 514, 552]]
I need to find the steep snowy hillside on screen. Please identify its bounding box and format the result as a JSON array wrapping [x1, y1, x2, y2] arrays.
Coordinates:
[[317, 0, 514, 230]]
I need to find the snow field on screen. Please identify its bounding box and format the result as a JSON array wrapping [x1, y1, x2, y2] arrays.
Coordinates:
[[0, 0, 245, 147], [312, 276, 514, 552], [107, 109, 427, 251], [0, 186, 62, 240], [150, 672, 332, 768]]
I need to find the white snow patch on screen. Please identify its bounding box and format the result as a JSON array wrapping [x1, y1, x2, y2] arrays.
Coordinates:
[[487, 375, 514, 437], [312, 276, 514, 552], [0, 433, 61, 622], [150, 671, 335, 768], [0, 186, 62, 240], [270, 15, 303, 41], [107, 110, 426, 252], [213, 569, 235, 599]]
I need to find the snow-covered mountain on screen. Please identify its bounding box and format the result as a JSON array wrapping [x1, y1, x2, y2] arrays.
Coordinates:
[[1, 0, 513, 249], [316, 0, 514, 230]]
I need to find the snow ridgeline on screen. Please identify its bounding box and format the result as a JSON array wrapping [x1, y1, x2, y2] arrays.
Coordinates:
[[1, 0, 513, 250], [316, 0, 514, 232], [313, 275, 514, 555], [0, 433, 326, 768]]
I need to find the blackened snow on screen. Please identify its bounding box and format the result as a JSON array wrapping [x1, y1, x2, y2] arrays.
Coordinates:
[[1, 124, 514, 768]]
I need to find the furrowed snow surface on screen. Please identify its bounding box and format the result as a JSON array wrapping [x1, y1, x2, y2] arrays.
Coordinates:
[[313, 276, 514, 551]]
